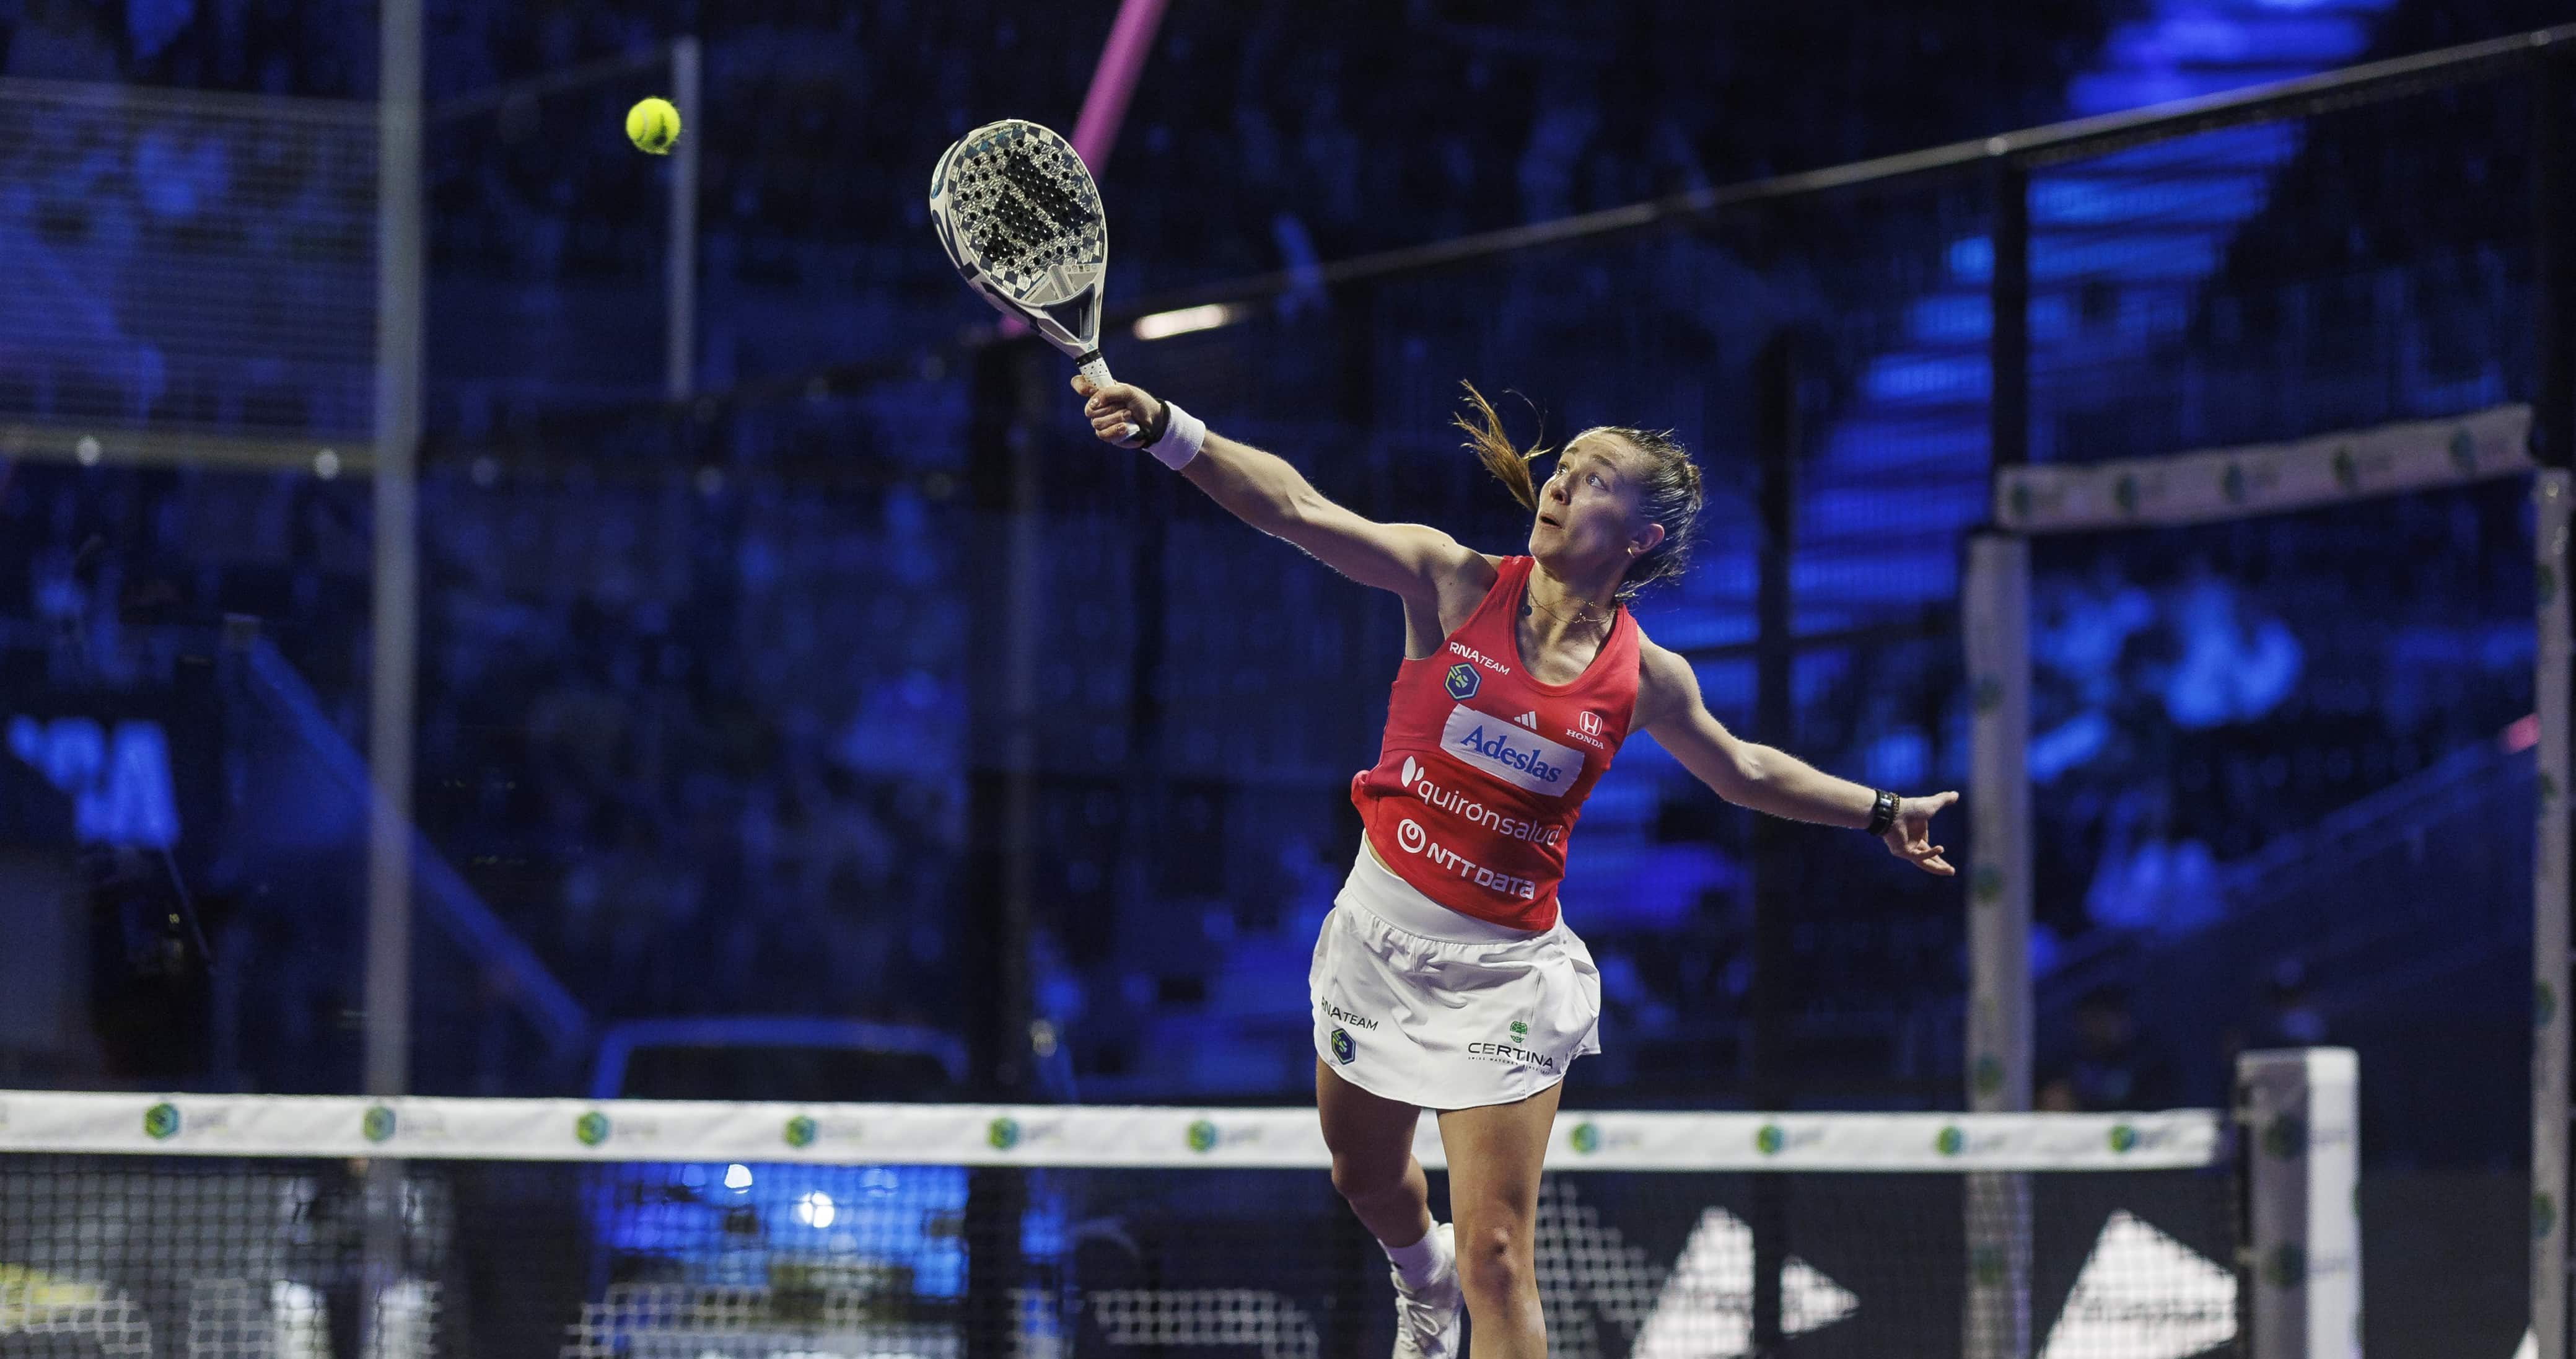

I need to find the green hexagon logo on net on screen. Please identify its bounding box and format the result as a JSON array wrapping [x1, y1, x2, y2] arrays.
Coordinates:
[[1569, 1123, 1600, 1154], [1186, 1120, 1219, 1153], [1971, 1244, 2007, 1287], [1935, 1126, 1965, 1157], [574, 1112, 611, 1147], [142, 1103, 181, 1140], [1755, 1124, 1784, 1156], [362, 1106, 398, 1144], [988, 1117, 1021, 1150], [783, 1116, 817, 1149], [2265, 1242, 2307, 1289]]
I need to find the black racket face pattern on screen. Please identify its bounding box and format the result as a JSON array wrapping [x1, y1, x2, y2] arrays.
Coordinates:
[[929, 119, 1124, 402]]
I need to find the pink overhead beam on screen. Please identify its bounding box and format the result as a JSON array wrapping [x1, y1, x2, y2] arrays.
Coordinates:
[[1071, 0, 1170, 170]]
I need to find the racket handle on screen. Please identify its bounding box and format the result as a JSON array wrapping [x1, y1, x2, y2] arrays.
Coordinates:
[[1076, 351, 1139, 442]]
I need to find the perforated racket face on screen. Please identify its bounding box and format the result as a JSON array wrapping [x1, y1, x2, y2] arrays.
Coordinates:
[[929, 120, 1106, 315]]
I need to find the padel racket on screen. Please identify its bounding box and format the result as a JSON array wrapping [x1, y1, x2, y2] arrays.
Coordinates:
[[929, 119, 1134, 438]]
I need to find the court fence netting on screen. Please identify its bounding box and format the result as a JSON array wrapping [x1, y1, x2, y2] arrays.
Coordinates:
[[0, 1090, 2269, 1359]]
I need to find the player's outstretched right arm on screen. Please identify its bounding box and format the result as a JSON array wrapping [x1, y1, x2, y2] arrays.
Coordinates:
[[1074, 376, 1480, 600]]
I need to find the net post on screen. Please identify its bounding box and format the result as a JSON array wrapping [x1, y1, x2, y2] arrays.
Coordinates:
[[2238, 1048, 2361, 1359], [1963, 532, 2032, 1359], [2536, 468, 2573, 1359], [665, 35, 701, 403]]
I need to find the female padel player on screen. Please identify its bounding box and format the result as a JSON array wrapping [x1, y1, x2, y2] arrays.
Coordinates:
[[1075, 374, 1957, 1359]]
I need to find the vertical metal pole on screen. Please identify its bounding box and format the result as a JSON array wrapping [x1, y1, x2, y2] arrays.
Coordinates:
[[1000, 358, 1040, 1097], [665, 37, 701, 403], [1964, 155, 2034, 1359], [1750, 330, 1800, 1356], [1990, 160, 2030, 474], [2536, 55, 2570, 472], [1963, 534, 2032, 1359], [367, 0, 423, 1107], [963, 340, 1040, 1096], [367, 0, 424, 1351], [2538, 58, 2572, 1359], [2536, 468, 2572, 1359], [1116, 459, 1168, 1007]]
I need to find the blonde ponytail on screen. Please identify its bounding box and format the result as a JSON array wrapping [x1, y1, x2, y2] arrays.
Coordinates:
[[1452, 382, 1548, 511]]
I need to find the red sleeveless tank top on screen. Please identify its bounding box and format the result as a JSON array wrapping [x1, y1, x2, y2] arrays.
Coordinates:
[[1349, 556, 1643, 931]]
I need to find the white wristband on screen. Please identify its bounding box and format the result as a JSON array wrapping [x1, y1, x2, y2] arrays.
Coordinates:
[[1147, 402, 1206, 470]]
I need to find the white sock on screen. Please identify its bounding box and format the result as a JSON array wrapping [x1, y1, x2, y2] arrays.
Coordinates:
[[1383, 1223, 1452, 1289]]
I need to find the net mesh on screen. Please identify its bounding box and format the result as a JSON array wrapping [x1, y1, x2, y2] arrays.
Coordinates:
[[0, 1096, 2236, 1359]]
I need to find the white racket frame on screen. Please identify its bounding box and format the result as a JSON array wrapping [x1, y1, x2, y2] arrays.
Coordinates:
[[929, 119, 1130, 429]]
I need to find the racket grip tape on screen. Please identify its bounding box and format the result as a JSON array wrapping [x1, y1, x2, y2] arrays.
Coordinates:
[[1076, 351, 1138, 442]]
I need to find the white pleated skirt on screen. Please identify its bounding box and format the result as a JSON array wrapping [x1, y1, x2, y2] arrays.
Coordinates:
[[1308, 842, 1602, 1111]]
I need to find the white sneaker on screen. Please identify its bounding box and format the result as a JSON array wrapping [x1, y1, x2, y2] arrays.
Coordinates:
[[1390, 1222, 1462, 1359]]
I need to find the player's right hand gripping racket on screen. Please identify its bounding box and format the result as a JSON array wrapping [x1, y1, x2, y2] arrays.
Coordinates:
[[929, 119, 1135, 439]]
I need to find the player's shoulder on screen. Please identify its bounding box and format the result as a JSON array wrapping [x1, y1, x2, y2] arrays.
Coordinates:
[[1416, 546, 1502, 634], [1432, 543, 1501, 590], [1629, 629, 1699, 725]]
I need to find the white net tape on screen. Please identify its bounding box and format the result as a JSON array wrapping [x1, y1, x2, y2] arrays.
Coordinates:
[[0, 1093, 2236, 1359]]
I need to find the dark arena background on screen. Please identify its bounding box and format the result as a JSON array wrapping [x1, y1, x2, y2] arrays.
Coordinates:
[[2, 2, 2574, 1357]]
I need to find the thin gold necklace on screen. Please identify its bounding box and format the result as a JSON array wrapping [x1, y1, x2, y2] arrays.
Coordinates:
[[1523, 583, 1613, 630]]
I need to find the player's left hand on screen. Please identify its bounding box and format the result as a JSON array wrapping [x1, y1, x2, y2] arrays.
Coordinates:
[[1883, 790, 1958, 876]]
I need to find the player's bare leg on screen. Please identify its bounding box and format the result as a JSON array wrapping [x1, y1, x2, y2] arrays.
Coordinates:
[[1436, 1081, 1564, 1358], [1320, 1060, 1459, 1357], [1318, 1059, 1434, 1243]]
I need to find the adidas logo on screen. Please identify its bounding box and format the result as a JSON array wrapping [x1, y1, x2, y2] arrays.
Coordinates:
[[1514, 712, 1540, 730]]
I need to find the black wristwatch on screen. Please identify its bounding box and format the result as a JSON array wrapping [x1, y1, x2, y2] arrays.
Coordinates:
[[1865, 789, 1899, 837]]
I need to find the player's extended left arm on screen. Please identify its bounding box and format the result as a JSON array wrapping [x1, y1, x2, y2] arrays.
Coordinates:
[[1636, 643, 1956, 876]]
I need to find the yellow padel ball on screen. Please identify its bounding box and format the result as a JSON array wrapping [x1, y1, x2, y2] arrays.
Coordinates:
[[626, 97, 681, 156]]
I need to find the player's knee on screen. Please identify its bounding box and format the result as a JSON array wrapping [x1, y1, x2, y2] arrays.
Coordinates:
[[1453, 1221, 1531, 1306], [1328, 1154, 1404, 1205]]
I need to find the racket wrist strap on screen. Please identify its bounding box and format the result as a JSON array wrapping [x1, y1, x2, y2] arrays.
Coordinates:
[[1148, 401, 1206, 470]]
